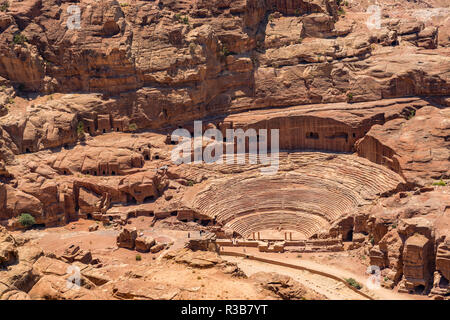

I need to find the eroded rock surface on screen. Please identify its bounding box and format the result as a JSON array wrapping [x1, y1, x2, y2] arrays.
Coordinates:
[[0, 0, 448, 300]]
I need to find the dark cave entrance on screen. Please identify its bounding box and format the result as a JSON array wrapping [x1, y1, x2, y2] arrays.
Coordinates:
[[306, 132, 319, 139], [127, 194, 137, 205], [345, 230, 353, 241], [143, 195, 155, 203]]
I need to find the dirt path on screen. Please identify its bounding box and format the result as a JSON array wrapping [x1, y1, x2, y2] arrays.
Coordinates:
[[221, 250, 418, 300], [274, 255, 417, 300], [223, 255, 368, 300]]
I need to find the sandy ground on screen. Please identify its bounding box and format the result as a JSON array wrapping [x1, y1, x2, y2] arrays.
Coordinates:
[[14, 218, 430, 300], [224, 255, 368, 300], [17, 218, 271, 300], [221, 246, 428, 300]]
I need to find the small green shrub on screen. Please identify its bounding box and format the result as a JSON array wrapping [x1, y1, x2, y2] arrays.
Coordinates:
[[347, 92, 353, 101], [6, 97, 14, 105], [370, 237, 375, 245], [433, 179, 446, 186], [0, 1, 9, 12], [174, 13, 189, 25], [345, 278, 362, 290], [77, 121, 84, 136], [129, 123, 137, 131], [338, 8, 345, 16], [408, 109, 415, 120], [296, 37, 303, 44], [120, 2, 128, 7], [18, 213, 36, 228], [187, 180, 195, 187], [220, 45, 231, 57], [135, 254, 142, 261], [13, 33, 27, 45]]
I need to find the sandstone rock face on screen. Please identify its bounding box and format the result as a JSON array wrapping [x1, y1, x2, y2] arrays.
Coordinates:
[[0, 228, 48, 298], [0, 225, 115, 300], [112, 279, 179, 300], [436, 237, 450, 282], [0, 0, 447, 156], [356, 106, 450, 186], [28, 275, 106, 300], [344, 188, 449, 293], [0, 0, 448, 300], [378, 230, 403, 283], [0, 0, 447, 233], [118, 172, 160, 204], [0, 226, 17, 265], [53, 144, 145, 177], [402, 234, 434, 288], [0, 239, 17, 265]]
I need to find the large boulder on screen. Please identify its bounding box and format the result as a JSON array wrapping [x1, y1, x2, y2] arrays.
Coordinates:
[[116, 227, 137, 249], [60, 245, 92, 264], [135, 236, 155, 253]]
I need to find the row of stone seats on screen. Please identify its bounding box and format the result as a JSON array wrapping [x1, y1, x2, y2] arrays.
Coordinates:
[[227, 211, 329, 239], [190, 152, 404, 238]]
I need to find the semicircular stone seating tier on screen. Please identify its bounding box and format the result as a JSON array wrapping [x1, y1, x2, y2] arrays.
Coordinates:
[[191, 153, 405, 239], [227, 211, 330, 239]]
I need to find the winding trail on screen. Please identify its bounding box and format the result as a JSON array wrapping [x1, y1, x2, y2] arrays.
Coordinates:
[[220, 250, 416, 300]]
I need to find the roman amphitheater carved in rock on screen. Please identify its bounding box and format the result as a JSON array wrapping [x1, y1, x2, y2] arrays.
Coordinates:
[[0, 0, 449, 300]]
